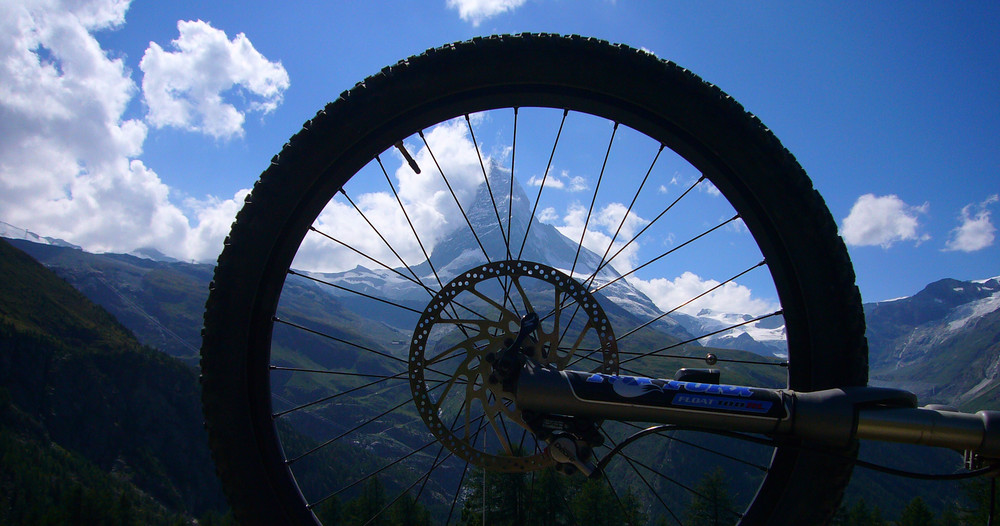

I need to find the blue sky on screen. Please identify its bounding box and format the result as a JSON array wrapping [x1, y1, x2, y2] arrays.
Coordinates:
[[1, 0, 997, 305]]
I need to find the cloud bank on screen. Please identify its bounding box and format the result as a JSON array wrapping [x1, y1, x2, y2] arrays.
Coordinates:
[[0, 0, 285, 262], [631, 271, 778, 317]]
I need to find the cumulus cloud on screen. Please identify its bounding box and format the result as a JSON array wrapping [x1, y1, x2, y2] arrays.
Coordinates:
[[527, 169, 588, 192], [945, 195, 998, 252], [537, 206, 558, 223], [140, 19, 289, 139], [631, 271, 778, 317], [446, 0, 527, 26], [293, 119, 489, 272], [0, 1, 267, 262], [841, 194, 930, 248], [182, 189, 253, 260], [552, 202, 648, 273]]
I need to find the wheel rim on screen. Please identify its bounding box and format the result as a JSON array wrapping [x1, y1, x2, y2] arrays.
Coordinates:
[[204, 35, 864, 526]]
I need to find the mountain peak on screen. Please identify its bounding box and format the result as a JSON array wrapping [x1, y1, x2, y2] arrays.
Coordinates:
[[427, 162, 623, 284]]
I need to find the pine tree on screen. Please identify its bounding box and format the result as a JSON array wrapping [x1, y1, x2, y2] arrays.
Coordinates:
[[684, 467, 737, 526], [570, 478, 619, 526], [460, 466, 531, 526], [831, 498, 888, 526], [620, 486, 647, 526], [388, 492, 431, 526], [526, 467, 572, 526], [959, 478, 998, 526], [898, 496, 935, 526], [343, 477, 389, 525]]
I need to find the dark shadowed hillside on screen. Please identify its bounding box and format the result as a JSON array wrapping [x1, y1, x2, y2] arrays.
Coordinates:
[[0, 238, 229, 523]]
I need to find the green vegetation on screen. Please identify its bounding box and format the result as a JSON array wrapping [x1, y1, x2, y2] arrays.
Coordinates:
[[5, 237, 1000, 525], [0, 239, 228, 521], [834, 482, 999, 526], [683, 467, 738, 525], [457, 466, 646, 526]]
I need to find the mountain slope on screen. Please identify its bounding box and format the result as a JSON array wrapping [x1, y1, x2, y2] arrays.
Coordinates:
[[0, 238, 228, 518], [865, 277, 1000, 405], [7, 238, 212, 364], [307, 166, 705, 346]]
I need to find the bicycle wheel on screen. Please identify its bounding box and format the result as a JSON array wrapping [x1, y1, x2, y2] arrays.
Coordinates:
[[201, 34, 867, 525]]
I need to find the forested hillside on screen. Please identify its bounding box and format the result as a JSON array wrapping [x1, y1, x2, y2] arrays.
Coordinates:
[[0, 238, 229, 524]]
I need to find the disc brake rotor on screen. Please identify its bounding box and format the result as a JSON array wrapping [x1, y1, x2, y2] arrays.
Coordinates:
[[408, 260, 618, 472]]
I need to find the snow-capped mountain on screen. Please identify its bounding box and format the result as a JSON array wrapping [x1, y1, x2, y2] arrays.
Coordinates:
[[865, 276, 1000, 405], [671, 309, 788, 358], [303, 164, 701, 341], [0, 220, 80, 249], [3, 165, 791, 358], [1, 220, 180, 263], [9, 213, 1000, 409]]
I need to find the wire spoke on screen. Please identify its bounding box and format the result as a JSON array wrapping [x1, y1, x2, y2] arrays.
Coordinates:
[[307, 436, 438, 510], [419, 130, 491, 262], [590, 175, 706, 281], [273, 317, 408, 366], [615, 260, 768, 342], [271, 365, 462, 388], [507, 107, 518, 261], [624, 450, 745, 520], [602, 430, 682, 526], [288, 269, 422, 314], [518, 108, 568, 260], [272, 370, 408, 419], [286, 386, 415, 465], [466, 114, 510, 251], [377, 155, 448, 291], [363, 402, 474, 526], [592, 213, 741, 295], [598, 470, 633, 525], [618, 421, 769, 472], [271, 317, 462, 380], [583, 142, 665, 290], [619, 310, 785, 366], [570, 121, 618, 277], [340, 188, 426, 288], [362, 448, 455, 526]]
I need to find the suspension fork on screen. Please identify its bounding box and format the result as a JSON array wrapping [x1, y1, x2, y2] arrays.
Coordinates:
[[514, 362, 1000, 459]]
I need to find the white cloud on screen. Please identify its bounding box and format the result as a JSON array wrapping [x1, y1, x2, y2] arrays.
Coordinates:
[[538, 206, 558, 223], [841, 194, 930, 248], [140, 20, 289, 139], [945, 195, 998, 252], [594, 202, 647, 241], [182, 189, 252, 261], [0, 1, 259, 263], [553, 202, 647, 273], [528, 174, 561, 189], [293, 119, 489, 272], [631, 271, 778, 317], [527, 169, 588, 193], [446, 0, 527, 26]]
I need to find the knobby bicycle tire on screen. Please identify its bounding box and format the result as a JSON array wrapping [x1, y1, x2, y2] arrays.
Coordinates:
[[201, 34, 868, 525]]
